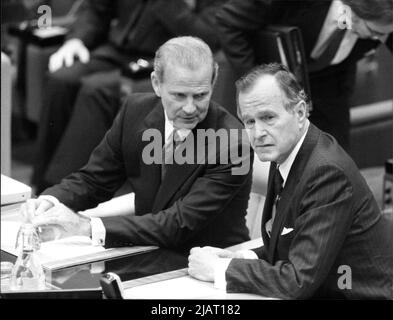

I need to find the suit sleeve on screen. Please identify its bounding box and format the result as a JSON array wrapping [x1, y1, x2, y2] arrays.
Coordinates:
[[225, 165, 355, 299], [252, 246, 268, 260], [42, 104, 128, 211], [216, 0, 274, 77], [101, 134, 253, 248], [66, 0, 115, 49], [149, 0, 226, 52]]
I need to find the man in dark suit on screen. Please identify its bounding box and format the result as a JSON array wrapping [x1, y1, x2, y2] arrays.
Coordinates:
[[24, 37, 252, 252], [188, 63, 393, 299], [32, 0, 227, 193], [215, 0, 393, 150]]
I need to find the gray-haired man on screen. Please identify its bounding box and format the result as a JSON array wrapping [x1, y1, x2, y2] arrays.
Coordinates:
[[24, 37, 253, 252], [188, 63, 393, 299]]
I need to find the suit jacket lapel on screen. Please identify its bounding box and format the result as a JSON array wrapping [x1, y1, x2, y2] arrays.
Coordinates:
[[152, 102, 218, 213], [267, 124, 321, 262], [260, 162, 277, 253], [152, 133, 200, 213], [134, 102, 165, 207]]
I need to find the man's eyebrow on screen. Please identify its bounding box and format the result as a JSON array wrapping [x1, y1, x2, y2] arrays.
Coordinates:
[[256, 109, 276, 116], [242, 108, 275, 118], [168, 90, 184, 94]]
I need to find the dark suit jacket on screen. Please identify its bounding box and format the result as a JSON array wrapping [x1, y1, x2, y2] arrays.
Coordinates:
[[43, 93, 252, 252], [225, 124, 393, 299], [67, 0, 226, 63], [216, 0, 392, 77]]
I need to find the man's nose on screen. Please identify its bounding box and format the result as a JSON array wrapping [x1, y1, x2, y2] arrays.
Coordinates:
[[183, 98, 197, 114], [255, 121, 267, 138]]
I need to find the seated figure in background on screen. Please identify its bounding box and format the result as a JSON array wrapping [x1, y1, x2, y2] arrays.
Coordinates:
[[215, 0, 393, 151]]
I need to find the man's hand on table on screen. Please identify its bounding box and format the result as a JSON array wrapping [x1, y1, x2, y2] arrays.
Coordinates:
[[20, 198, 54, 220], [187, 246, 237, 282], [19, 199, 91, 241]]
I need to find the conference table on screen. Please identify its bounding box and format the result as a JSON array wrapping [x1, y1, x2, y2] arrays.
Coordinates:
[[0, 175, 272, 299], [1, 226, 270, 299]]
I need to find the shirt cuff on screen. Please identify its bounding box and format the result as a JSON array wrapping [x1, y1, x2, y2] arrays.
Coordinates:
[[37, 195, 60, 207], [90, 217, 106, 246], [237, 249, 259, 259], [213, 258, 232, 291]]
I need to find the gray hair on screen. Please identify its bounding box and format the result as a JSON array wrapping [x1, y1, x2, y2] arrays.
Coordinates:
[[154, 36, 218, 83], [235, 63, 310, 117]]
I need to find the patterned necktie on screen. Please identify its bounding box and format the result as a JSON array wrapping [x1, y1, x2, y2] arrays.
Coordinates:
[[273, 167, 284, 205], [161, 130, 184, 180], [266, 166, 284, 236]]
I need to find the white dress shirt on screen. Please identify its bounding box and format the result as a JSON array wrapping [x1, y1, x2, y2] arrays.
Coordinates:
[[39, 106, 192, 246], [164, 110, 191, 144], [213, 120, 310, 290]]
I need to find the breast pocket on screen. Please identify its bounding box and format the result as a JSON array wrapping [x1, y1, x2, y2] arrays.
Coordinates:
[[276, 226, 295, 261]]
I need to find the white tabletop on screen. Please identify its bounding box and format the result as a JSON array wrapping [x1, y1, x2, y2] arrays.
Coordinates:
[[123, 238, 274, 300]]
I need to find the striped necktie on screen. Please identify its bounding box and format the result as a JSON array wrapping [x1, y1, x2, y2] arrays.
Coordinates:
[[161, 130, 184, 180]]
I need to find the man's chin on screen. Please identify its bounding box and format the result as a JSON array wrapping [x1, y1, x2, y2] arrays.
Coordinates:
[[255, 151, 277, 163], [176, 120, 198, 130]]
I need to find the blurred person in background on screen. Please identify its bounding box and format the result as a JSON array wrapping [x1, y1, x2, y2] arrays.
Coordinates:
[[215, 0, 393, 151]]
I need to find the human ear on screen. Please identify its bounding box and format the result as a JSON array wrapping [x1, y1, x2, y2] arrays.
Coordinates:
[[211, 62, 219, 87], [150, 71, 161, 97], [295, 100, 307, 123]]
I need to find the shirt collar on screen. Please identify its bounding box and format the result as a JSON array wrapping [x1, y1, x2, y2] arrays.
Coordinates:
[[163, 108, 192, 143], [278, 120, 310, 187]]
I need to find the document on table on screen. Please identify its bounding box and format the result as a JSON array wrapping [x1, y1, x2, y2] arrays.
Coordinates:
[[1, 214, 157, 271]]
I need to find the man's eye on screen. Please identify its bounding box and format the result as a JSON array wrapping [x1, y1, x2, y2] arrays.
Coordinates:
[[263, 115, 274, 121], [244, 119, 255, 127], [173, 93, 185, 99], [194, 93, 207, 100]]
